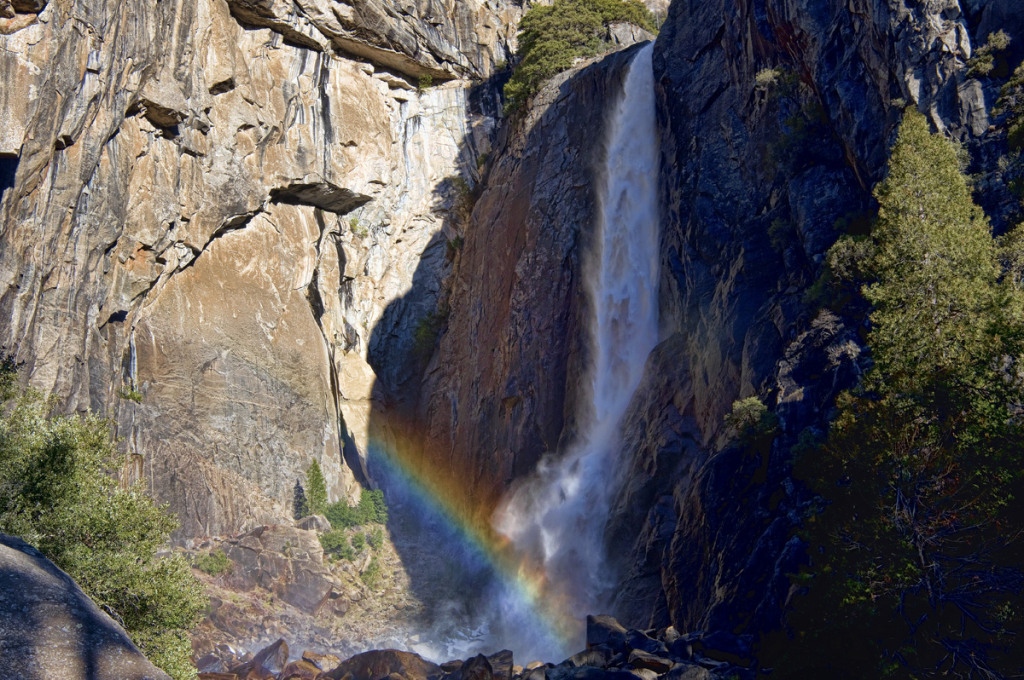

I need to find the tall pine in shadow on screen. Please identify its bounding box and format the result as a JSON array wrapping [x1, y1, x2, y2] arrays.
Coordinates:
[[765, 109, 1024, 679]]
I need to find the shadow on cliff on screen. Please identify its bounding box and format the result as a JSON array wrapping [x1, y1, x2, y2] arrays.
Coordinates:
[[361, 73, 512, 655], [357, 51, 634, 658]]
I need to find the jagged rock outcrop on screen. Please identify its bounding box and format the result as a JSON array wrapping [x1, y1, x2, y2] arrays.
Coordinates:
[[0, 0, 517, 539], [0, 533, 171, 680]]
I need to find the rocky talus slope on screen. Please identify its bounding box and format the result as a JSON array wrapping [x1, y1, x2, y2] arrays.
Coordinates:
[[0, 0, 518, 540], [194, 615, 753, 680]]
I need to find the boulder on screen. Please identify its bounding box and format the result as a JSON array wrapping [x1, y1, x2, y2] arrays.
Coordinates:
[[326, 649, 444, 680], [564, 647, 612, 669], [662, 667, 711, 680], [296, 515, 333, 532], [626, 651, 673, 674], [0, 533, 171, 680], [281, 659, 324, 680], [625, 631, 666, 655], [487, 650, 514, 680], [304, 650, 343, 671], [586, 615, 628, 653], [252, 639, 289, 674], [458, 654, 494, 680]]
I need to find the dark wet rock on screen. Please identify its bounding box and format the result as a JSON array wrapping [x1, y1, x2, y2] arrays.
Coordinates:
[[253, 638, 289, 674], [693, 631, 752, 665], [0, 533, 171, 680], [546, 667, 639, 680], [457, 654, 494, 680], [326, 649, 444, 680], [488, 650, 515, 680], [667, 639, 693, 661], [625, 630, 666, 655], [565, 646, 613, 669], [662, 667, 712, 680], [626, 651, 673, 674], [587, 615, 630, 654]]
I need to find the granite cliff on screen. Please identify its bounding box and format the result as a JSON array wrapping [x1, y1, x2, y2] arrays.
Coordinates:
[[409, 0, 1024, 652], [2, 0, 1024, 667], [0, 0, 517, 539]]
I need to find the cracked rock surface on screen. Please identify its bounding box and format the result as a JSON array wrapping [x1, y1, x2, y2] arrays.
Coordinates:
[[0, 0, 514, 539]]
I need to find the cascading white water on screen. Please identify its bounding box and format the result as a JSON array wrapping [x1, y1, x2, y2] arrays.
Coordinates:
[[495, 41, 661, 620]]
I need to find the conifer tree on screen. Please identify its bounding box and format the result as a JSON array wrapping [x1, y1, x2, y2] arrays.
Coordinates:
[[293, 479, 307, 520], [767, 110, 1024, 679], [304, 459, 328, 517]]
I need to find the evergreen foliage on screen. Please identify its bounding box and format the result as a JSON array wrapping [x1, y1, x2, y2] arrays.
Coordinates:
[[319, 530, 355, 561], [361, 555, 382, 588], [351, 532, 365, 551], [503, 0, 656, 113], [324, 488, 388, 529], [293, 479, 307, 520], [194, 549, 232, 577], [766, 109, 1024, 679], [0, 359, 207, 680], [304, 459, 328, 517], [368, 525, 384, 551]]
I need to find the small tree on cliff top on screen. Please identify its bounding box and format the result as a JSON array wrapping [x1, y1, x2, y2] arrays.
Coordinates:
[[503, 0, 656, 113], [304, 459, 328, 517]]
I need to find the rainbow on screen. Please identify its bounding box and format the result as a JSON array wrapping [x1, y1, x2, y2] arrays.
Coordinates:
[[364, 428, 585, 662]]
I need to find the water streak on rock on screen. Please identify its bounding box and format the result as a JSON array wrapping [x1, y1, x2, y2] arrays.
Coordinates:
[[496, 41, 660, 625]]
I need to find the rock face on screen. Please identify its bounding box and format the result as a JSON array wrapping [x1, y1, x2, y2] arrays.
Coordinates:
[[613, 0, 1024, 638], [413, 0, 1024, 653], [0, 533, 171, 680], [0, 0, 518, 539], [403, 46, 644, 528]]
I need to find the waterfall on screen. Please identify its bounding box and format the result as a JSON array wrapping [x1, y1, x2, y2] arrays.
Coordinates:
[[495, 40, 661, 627]]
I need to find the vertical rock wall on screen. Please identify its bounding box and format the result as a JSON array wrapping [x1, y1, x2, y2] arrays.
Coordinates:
[[0, 0, 519, 539]]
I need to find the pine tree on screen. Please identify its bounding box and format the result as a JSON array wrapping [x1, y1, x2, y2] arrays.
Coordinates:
[[293, 479, 307, 520], [766, 109, 1024, 679], [305, 459, 328, 517]]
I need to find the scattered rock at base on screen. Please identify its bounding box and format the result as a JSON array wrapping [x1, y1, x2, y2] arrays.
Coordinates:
[[304, 649, 343, 671], [627, 650, 674, 674], [586, 615, 628, 653], [325, 649, 444, 680], [487, 650, 514, 680], [0, 533, 171, 680]]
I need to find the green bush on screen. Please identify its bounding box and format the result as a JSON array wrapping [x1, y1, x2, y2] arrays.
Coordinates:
[[724, 396, 778, 445], [319, 530, 355, 561], [351, 532, 365, 551], [368, 526, 384, 551], [413, 309, 447, 361], [324, 489, 388, 529], [967, 30, 1012, 78], [0, 359, 207, 680], [417, 74, 433, 92], [194, 550, 232, 577], [503, 0, 656, 113], [361, 556, 382, 588]]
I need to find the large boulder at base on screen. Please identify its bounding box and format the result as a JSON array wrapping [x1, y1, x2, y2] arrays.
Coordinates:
[[0, 533, 171, 680], [326, 649, 444, 680], [586, 615, 628, 653]]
